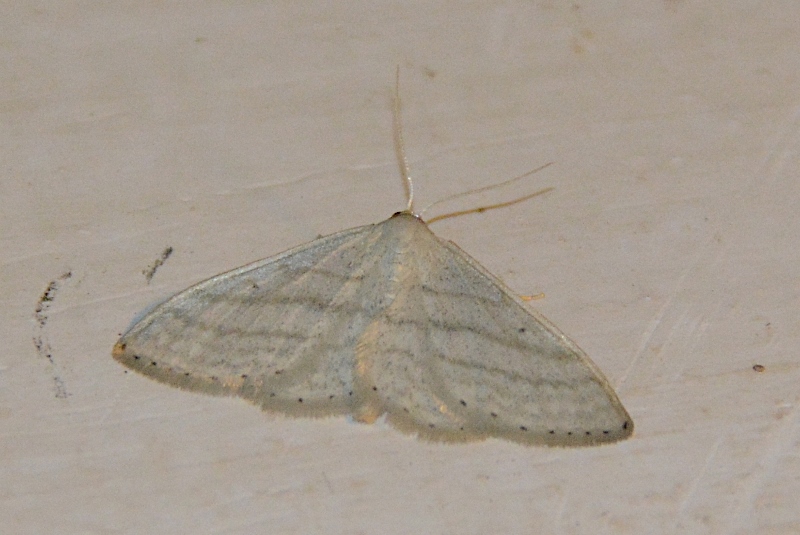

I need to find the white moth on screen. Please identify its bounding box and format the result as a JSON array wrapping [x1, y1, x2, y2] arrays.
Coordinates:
[[113, 79, 633, 446]]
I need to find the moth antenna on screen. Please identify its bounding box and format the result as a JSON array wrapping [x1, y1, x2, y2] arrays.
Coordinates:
[[420, 162, 554, 220], [393, 66, 414, 214]]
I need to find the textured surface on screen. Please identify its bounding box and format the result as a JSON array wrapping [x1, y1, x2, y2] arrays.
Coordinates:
[[114, 212, 632, 445], [3, 2, 800, 534]]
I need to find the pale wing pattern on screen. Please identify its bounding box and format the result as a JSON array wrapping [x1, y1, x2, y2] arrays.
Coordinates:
[[114, 220, 397, 416], [358, 216, 633, 446]]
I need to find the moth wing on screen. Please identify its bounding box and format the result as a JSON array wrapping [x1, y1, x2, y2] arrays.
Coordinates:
[[114, 221, 391, 417], [357, 231, 633, 446]]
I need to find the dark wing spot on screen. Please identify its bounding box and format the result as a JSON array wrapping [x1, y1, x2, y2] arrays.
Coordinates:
[[490, 412, 498, 418], [520, 426, 528, 431], [459, 400, 467, 407], [298, 398, 303, 403]]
